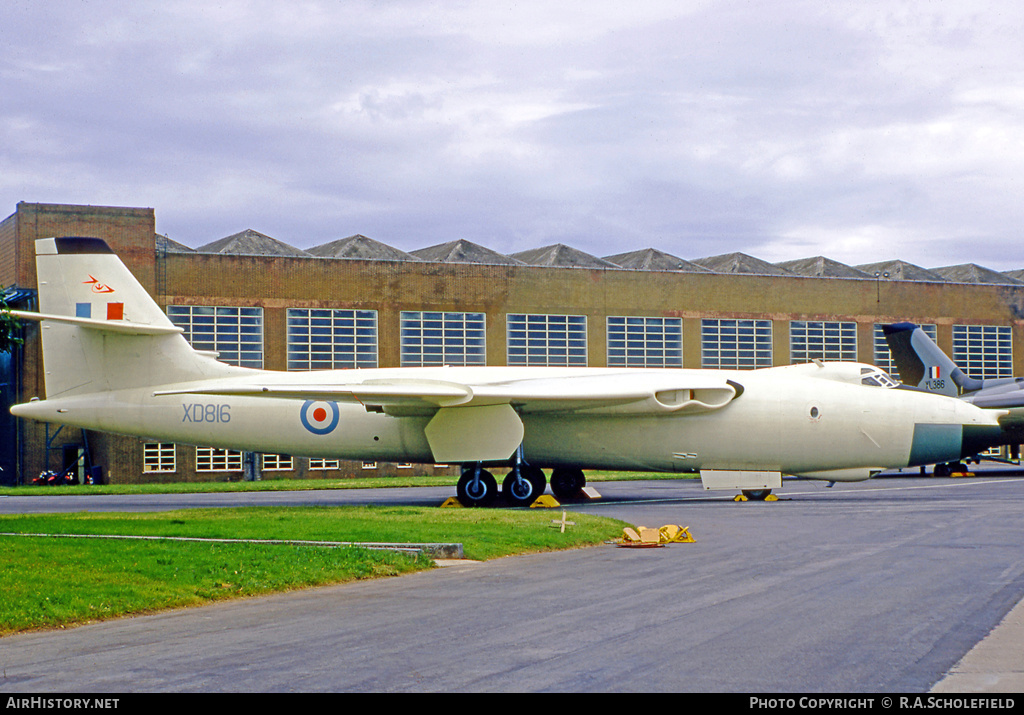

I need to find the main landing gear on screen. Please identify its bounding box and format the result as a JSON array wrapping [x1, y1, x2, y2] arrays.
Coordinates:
[[549, 467, 586, 501], [502, 463, 545, 507], [456, 464, 498, 507], [455, 462, 589, 507]]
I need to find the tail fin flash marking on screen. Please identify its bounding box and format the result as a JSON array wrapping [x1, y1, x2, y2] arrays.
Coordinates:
[[84, 275, 116, 293], [26, 237, 243, 399]]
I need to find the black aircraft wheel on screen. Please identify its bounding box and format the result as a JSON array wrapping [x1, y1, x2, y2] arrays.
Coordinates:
[[741, 489, 772, 501], [550, 467, 586, 500], [457, 468, 498, 507], [502, 469, 541, 507], [524, 464, 546, 499]]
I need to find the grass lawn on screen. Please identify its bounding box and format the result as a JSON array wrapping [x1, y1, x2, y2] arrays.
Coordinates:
[[1, 470, 693, 496], [0, 505, 628, 635]]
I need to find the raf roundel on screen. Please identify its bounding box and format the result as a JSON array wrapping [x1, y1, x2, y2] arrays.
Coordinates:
[[300, 400, 340, 435]]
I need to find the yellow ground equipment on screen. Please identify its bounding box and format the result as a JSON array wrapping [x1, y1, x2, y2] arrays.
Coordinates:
[[617, 524, 694, 547]]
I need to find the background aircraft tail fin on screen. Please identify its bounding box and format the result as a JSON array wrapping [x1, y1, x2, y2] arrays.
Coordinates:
[[29, 237, 244, 398], [882, 322, 982, 396]]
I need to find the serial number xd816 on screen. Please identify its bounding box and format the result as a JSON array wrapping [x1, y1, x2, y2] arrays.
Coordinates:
[[181, 403, 231, 423]]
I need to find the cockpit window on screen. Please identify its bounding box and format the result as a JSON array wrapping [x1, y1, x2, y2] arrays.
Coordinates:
[[861, 367, 899, 388]]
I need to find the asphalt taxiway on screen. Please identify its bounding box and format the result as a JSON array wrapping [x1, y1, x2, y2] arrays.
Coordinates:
[[1, 475, 1022, 692]]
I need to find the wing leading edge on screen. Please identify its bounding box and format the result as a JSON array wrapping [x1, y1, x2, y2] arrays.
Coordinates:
[[152, 372, 743, 416]]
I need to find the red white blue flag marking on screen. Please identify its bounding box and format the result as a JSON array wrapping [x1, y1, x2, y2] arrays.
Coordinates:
[[76, 302, 124, 320]]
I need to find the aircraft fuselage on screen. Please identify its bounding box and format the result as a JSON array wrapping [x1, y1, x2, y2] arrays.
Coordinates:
[[13, 363, 997, 479]]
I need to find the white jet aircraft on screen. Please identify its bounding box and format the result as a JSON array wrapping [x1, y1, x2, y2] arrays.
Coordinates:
[[7, 237, 1010, 505]]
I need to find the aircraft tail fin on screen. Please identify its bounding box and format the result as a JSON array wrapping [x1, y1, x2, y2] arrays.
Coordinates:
[[23, 237, 244, 399], [881, 322, 982, 396]]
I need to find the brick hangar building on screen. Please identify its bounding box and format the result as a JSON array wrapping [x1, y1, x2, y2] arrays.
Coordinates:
[[1, 202, 1022, 485]]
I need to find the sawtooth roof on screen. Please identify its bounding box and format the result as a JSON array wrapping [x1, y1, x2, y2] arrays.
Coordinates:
[[198, 229, 310, 257], [603, 248, 713, 272], [775, 256, 871, 279], [692, 252, 794, 276], [308, 234, 418, 261], [410, 239, 522, 265], [173, 228, 1023, 284], [511, 243, 618, 268], [930, 263, 1024, 285], [856, 260, 944, 282], [156, 233, 195, 253]]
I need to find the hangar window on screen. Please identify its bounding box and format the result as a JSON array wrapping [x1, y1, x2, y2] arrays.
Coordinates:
[[167, 305, 264, 368], [507, 314, 587, 367], [790, 321, 857, 364], [873, 324, 937, 381], [400, 311, 486, 367], [143, 443, 176, 473], [261, 454, 294, 471], [701, 319, 772, 369], [309, 459, 340, 470], [607, 317, 682, 368], [287, 308, 378, 370], [953, 325, 1013, 379], [196, 447, 243, 472]]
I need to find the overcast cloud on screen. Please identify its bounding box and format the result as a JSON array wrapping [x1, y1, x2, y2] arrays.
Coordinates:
[[2, 1, 1023, 270]]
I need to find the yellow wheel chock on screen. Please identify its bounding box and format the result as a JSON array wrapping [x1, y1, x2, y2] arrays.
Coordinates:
[[659, 524, 695, 543], [617, 524, 694, 547], [734, 493, 779, 502]]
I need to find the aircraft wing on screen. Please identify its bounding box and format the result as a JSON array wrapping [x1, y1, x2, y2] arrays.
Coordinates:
[[8, 309, 184, 336], [963, 382, 1024, 409], [995, 407, 1024, 450], [154, 379, 474, 409], [155, 371, 743, 464], [997, 407, 1024, 426], [154, 372, 743, 416]]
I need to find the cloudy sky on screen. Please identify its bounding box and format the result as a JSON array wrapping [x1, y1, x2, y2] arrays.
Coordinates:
[[3, 1, 1024, 270]]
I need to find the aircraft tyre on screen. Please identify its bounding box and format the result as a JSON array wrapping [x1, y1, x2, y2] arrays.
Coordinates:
[[742, 489, 772, 501], [458, 467, 498, 507], [525, 464, 546, 499], [502, 465, 545, 507], [550, 467, 586, 500]]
